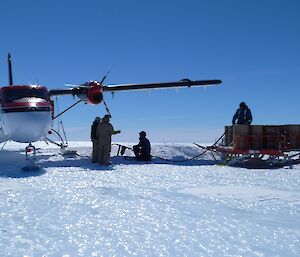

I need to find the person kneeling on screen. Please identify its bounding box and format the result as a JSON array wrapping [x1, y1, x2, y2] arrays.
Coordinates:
[[133, 131, 151, 161]]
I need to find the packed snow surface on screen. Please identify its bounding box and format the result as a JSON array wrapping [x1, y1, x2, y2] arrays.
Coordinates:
[[0, 141, 300, 256]]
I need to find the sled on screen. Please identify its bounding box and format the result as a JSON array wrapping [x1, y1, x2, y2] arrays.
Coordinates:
[[201, 124, 300, 169]]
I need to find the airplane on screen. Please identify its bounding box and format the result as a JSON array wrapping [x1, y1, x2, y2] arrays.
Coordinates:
[[0, 53, 221, 168]]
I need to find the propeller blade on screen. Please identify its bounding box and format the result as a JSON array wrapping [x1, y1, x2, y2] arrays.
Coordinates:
[[8, 53, 13, 85], [64, 83, 80, 88]]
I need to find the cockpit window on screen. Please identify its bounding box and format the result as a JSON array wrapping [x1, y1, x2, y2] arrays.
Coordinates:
[[4, 87, 49, 102]]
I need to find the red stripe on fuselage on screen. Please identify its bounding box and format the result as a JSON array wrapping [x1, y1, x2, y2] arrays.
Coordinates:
[[2, 101, 51, 108]]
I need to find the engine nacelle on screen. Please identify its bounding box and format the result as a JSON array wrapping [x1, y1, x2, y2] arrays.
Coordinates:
[[77, 81, 103, 104], [87, 81, 103, 104]]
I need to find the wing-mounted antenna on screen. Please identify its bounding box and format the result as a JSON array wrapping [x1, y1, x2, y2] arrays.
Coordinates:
[[8, 53, 13, 85]]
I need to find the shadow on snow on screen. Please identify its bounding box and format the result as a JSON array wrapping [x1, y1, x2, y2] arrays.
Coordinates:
[[0, 149, 215, 177]]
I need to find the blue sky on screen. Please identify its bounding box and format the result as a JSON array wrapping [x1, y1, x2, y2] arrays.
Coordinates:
[[1, 0, 300, 143]]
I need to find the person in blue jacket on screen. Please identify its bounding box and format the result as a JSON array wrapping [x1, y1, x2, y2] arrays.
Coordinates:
[[133, 131, 151, 161], [232, 102, 253, 125]]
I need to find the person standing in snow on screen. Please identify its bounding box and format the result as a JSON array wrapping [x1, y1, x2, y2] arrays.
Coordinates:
[[232, 102, 253, 125], [91, 117, 101, 163], [96, 115, 121, 166], [133, 131, 151, 161]]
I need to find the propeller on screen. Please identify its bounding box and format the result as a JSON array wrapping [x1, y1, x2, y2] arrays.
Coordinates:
[[8, 53, 13, 85]]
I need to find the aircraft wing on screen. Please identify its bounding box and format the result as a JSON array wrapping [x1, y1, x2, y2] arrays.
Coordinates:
[[48, 78, 222, 104], [49, 87, 87, 97], [102, 79, 221, 92]]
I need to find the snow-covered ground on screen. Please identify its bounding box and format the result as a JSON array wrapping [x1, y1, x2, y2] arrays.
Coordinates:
[[0, 141, 300, 256]]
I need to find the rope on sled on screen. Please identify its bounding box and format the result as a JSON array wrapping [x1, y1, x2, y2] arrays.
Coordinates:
[[112, 127, 229, 163]]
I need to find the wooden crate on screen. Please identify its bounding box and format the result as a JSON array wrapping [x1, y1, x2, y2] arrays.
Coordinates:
[[249, 125, 263, 150], [233, 125, 249, 149], [224, 124, 300, 151], [262, 125, 281, 149], [224, 126, 233, 146], [284, 125, 300, 149]]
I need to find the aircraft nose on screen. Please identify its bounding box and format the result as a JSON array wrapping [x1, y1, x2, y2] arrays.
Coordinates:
[[4, 112, 52, 143]]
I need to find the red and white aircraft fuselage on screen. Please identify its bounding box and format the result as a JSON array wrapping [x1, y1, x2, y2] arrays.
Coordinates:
[[0, 85, 52, 143]]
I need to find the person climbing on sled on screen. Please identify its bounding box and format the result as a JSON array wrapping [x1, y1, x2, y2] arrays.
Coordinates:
[[232, 101, 253, 125]]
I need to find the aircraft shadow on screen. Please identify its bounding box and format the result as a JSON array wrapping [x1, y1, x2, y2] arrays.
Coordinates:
[[24, 153, 216, 173], [0, 150, 47, 178], [39, 155, 216, 169], [40, 156, 114, 171], [0, 150, 216, 177], [0, 168, 47, 178], [111, 156, 216, 166]]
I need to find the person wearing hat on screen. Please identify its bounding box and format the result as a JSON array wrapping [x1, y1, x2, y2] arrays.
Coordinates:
[[133, 131, 151, 161], [232, 102, 253, 125], [91, 117, 101, 163], [96, 115, 121, 165]]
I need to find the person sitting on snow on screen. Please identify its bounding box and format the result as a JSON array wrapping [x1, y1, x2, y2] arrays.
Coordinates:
[[232, 102, 253, 125], [133, 131, 151, 161]]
